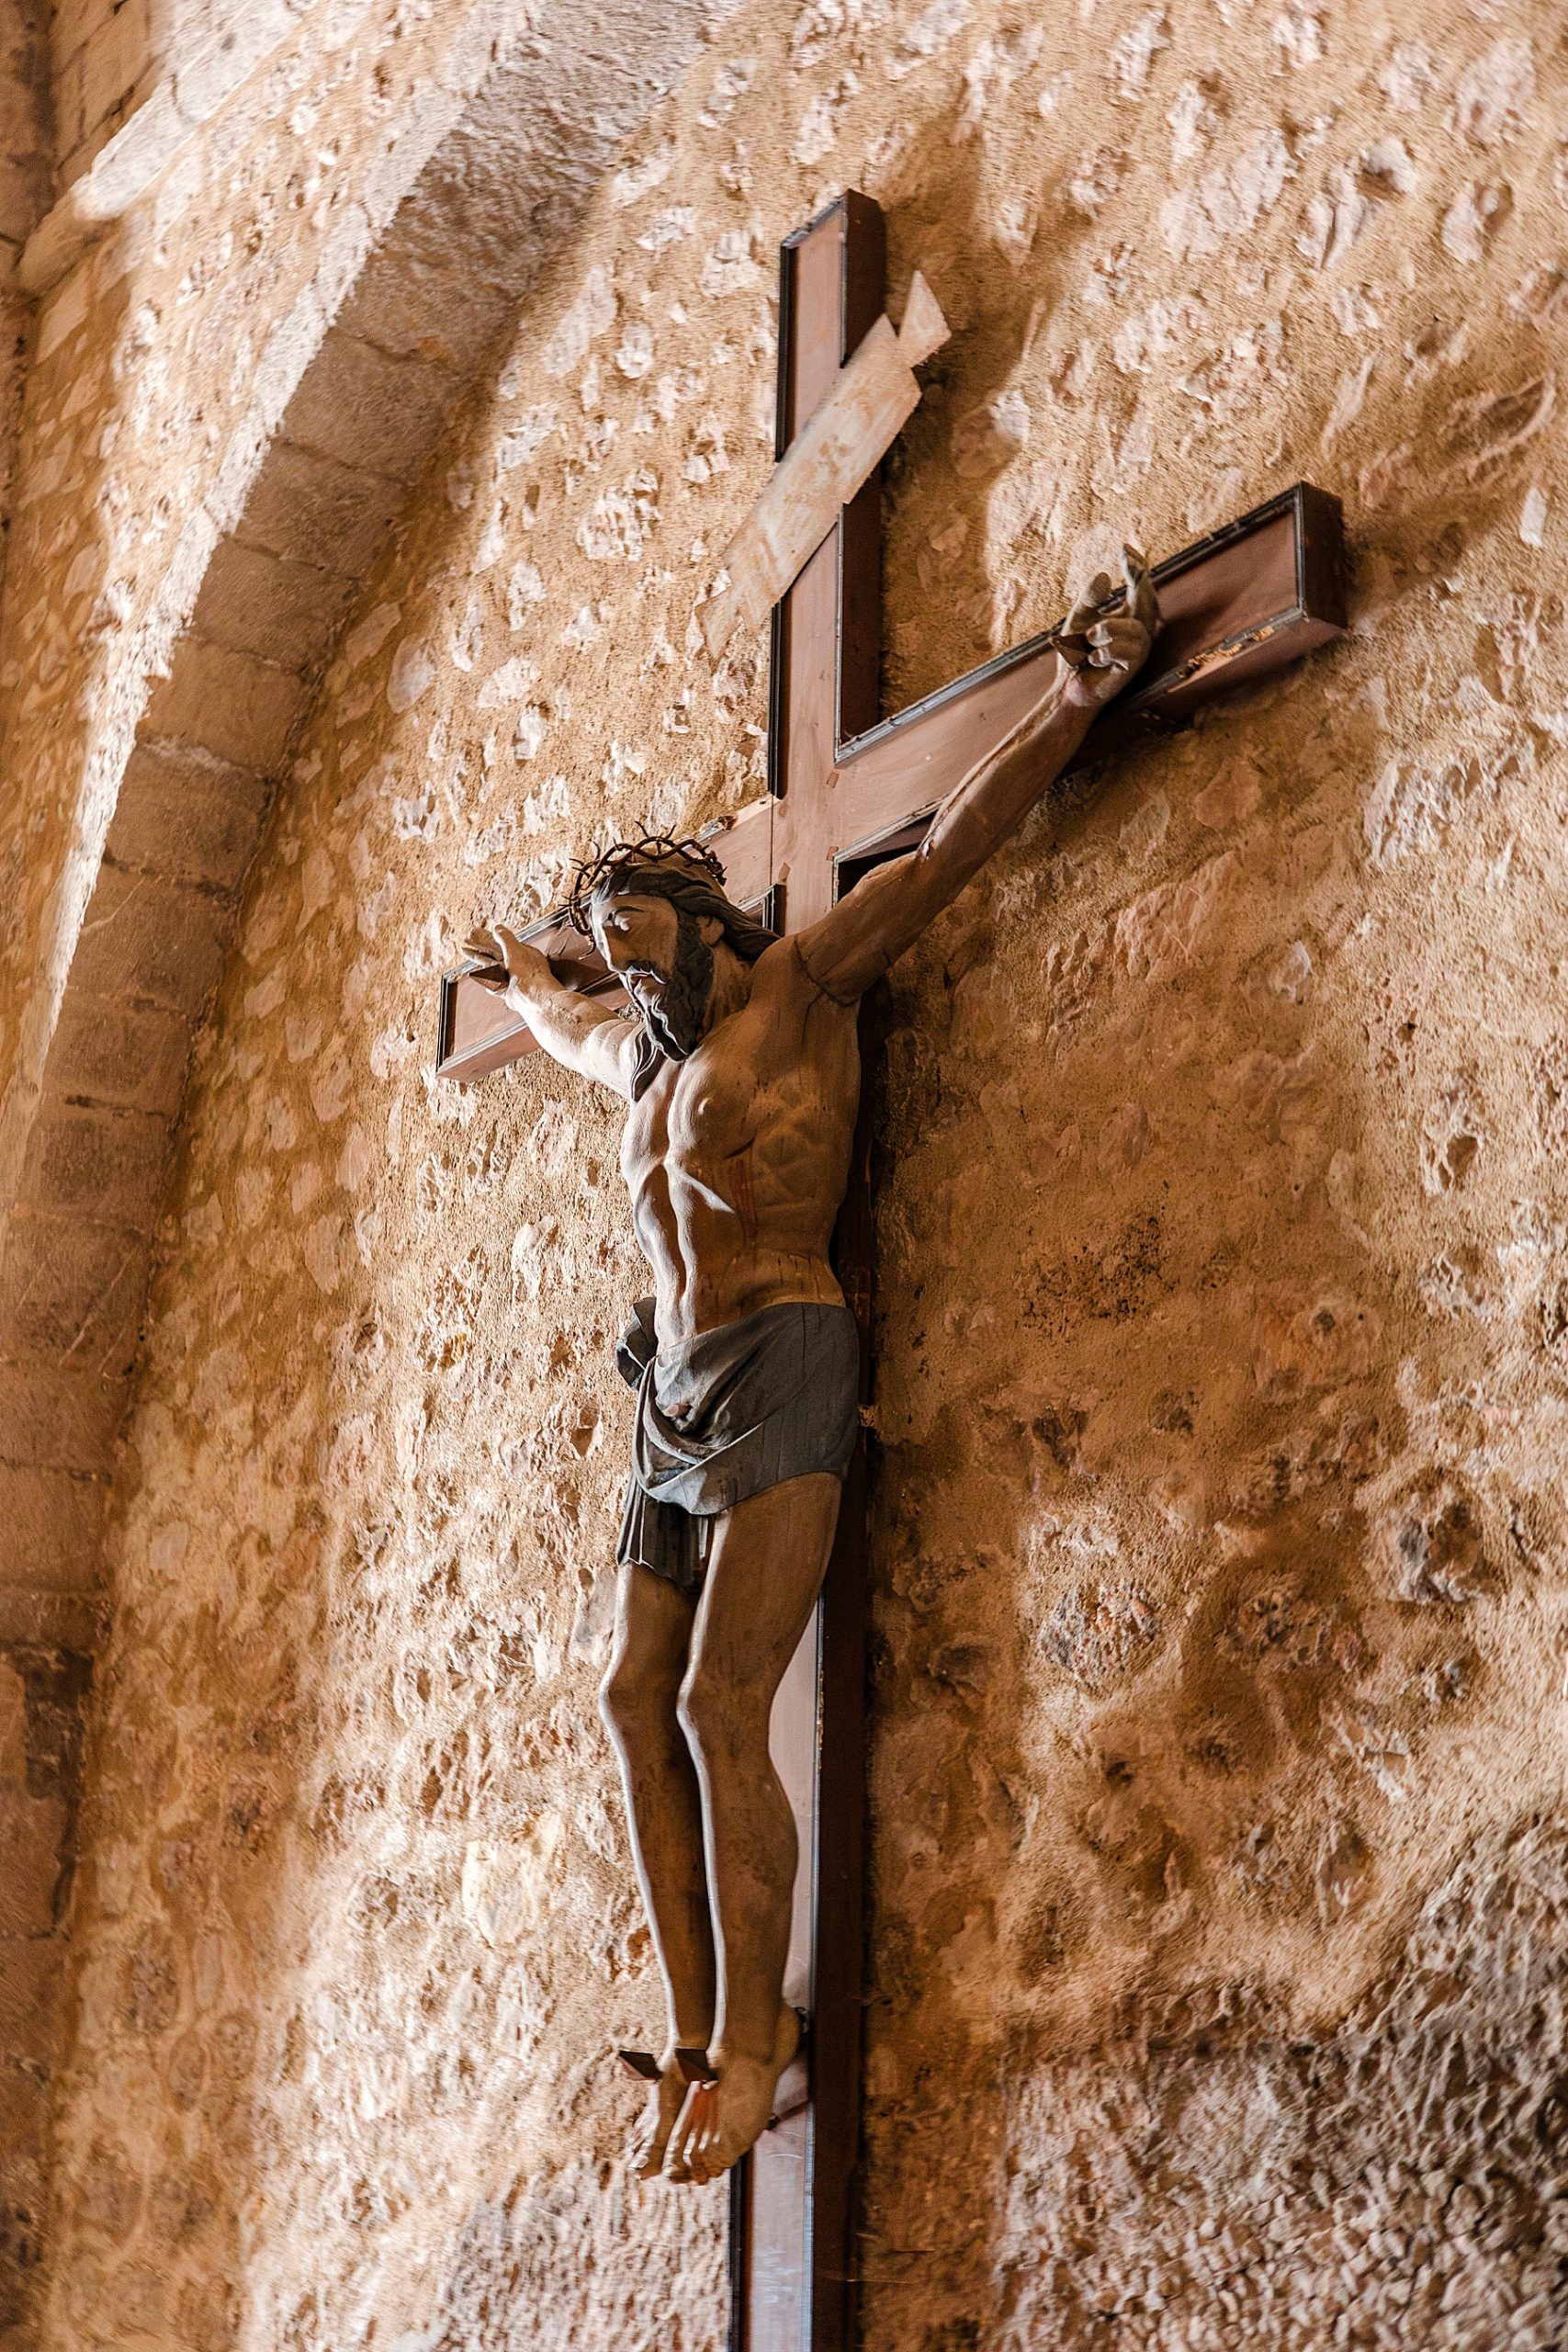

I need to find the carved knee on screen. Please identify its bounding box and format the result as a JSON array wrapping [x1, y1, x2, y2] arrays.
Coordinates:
[[677, 1667, 762, 1767], [600, 1658, 644, 1742], [601, 1657, 677, 1754]]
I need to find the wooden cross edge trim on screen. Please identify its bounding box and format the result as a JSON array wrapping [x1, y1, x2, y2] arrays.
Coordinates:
[[845, 480, 1341, 776]]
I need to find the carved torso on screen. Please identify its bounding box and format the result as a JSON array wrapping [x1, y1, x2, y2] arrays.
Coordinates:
[[620, 939, 860, 1345]]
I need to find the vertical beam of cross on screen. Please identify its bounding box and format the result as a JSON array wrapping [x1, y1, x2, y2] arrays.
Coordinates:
[[725, 191, 1345, 2352], [768, 192, 886, 919], [730, 191, 885, 2352]]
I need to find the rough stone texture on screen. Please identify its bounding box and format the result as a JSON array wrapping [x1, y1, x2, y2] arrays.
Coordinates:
[[14, 0, 1568, 2347], [0, 0, 53, 532], [46, 0, 300, 193], [0, 1645, 91, 2344], [0, 3, 722, 2340], [0, 0, 51, 250], [0, 0, 481, 1250], [0, 0, 721, 1517]]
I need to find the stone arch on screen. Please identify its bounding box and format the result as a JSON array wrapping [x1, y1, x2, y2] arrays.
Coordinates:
[[0, 0, 712, 1633], [2, 16, 714, 2315]]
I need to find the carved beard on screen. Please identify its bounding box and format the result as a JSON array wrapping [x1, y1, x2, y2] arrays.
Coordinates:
[[632, 911, 715, 1061]]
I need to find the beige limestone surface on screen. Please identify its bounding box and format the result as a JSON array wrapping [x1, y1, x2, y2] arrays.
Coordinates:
[[0, 7, 737, 2332], [0, 0, 484, 1205], [14, 0, 1568, 2346]]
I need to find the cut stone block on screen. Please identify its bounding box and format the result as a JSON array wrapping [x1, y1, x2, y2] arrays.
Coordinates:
[[0, 1923, 67, 2055], [249, 284, 326, 441], [0, 1466, 106, 1595], [69, 867, 230, 1022], [360, 79, 463, 235], [0, 1367, 129, 1476], [48, 992, 191, 1118], [171, 0, 292, 130], [143, 638, 306, 774], [17, 1101, 170, 1232], [235, 440, 404, 575], [0, 1784, 71, 1933], [312, 201, 372, 322], [190, 537, 357, 672], [78, 0, 149, 154], [46, 978, 191, 1114], [52, 64, 88, 175], [335, 239, 512, 375], [0, 1208, 149, 1378], [433, 0, 521, 107], [0, 1588, 107, 1652], [35, 246, 89, 357], [281, 330, 458, 483], [107, 738, 270, 892], [0, 61, 49, 158], [0, 151, 51, 249], [72, 74, 181, 213], [399, 115, 577, 301]]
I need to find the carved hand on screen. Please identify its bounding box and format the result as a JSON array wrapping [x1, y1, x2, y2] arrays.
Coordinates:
[[462, 922, 555, 1001], [1055, 544, 1157, 710]]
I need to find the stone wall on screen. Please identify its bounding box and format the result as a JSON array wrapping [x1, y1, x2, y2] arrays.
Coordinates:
[[0, 9, 67, 2343], [0, 17, 509, 2335], [49, 0, 276, 190], [0, 5, 720, 2336], [0, 0, 476, 1237], [0, 0, 51, 337], [50, 0, 153, 188], [0, 0, 51, 561], [27, 1, 1568, 2347]]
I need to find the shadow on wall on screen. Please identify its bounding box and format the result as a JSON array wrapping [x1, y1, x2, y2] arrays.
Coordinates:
[[987, 1810, 1568, 2345], [874, 112, 1074, 682], [852, 831, 1564, 2343], [849, 292, 1563, 2331]]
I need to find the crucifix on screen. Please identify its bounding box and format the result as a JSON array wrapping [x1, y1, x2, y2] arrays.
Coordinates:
[[437, 192, 1344, 2352]]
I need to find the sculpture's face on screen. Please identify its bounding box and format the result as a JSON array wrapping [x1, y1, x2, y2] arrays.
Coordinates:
[[593, 888, 679, 984], [592, 886, 716, 1061]]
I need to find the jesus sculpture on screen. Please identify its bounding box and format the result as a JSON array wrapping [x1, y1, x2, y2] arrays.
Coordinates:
[[464, 549, 1156, 2185]]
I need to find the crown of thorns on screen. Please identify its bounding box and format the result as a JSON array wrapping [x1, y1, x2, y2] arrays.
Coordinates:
[[566, 831, 730, 934]]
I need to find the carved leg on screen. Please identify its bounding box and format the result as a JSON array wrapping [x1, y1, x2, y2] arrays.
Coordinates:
[[671, 1472, 843, 2182], [599, 1560, 716, 2176]]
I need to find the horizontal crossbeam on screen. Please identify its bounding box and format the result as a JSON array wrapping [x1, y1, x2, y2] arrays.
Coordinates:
[[434, 480, 1343, 1083]]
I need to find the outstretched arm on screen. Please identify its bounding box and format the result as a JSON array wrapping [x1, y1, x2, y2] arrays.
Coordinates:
[[796, 549, 1156, 1004], [463, 923, 639, 1098]]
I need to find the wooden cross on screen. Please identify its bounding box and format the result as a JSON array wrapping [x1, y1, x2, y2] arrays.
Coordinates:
[[436, 192, 1345, 2352]]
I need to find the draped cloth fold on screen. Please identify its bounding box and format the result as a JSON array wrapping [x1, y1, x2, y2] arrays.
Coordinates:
[[615, 1295, 860, 1596]]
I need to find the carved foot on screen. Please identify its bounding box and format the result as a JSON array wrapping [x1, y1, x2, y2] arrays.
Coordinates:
[[617, 2047, 695, 2180], [660, 2045, 718, 2184], [671, 2007, 803, 2185]]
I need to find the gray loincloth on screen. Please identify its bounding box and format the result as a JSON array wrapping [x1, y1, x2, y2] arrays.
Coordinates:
[[615, 1296, 860, 1596]]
